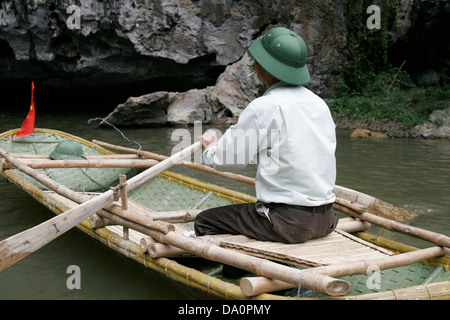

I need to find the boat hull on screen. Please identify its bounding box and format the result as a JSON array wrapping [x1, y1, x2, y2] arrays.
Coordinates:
[[1, 128, 448, 300]]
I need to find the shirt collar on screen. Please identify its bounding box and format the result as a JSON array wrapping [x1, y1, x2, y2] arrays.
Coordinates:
[[263, 81, 291, 96]]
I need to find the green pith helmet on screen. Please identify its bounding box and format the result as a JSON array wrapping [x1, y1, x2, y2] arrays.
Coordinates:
[[247, 27, 310, 86], [50, 140, 84, 160]]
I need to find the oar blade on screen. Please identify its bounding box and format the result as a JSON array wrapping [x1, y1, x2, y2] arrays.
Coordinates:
[[0, 191, 114, 272]]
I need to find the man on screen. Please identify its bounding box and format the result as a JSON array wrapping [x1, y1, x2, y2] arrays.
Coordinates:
[[194, 27, 338, 244]]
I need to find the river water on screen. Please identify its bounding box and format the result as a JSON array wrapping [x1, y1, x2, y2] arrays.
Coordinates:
[[0, 110, 448, 299]]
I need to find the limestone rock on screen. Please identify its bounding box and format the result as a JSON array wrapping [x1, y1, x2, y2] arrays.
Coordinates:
[[167, 89, 212, 125], [412, 107, 450, 139], [208, 53, 260, 118], [103, 53, 260, 126], [102, 91, 174, 127], [350, 129, 388, 139]]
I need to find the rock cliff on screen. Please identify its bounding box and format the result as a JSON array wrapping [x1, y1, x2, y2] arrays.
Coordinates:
[[0, 0, 347, 99], [1, 0, 448, 127], [102, 53, 260, 126]]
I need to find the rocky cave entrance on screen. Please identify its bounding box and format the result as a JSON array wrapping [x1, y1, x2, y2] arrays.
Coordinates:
[[1, 51, 226, 114], [1, 0, 448, 116]]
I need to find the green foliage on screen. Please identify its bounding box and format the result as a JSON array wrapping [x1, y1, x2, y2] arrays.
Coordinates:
[[329, 77, 450, 134], [335, 0, 399, 93], [328, 1, 449, 135]]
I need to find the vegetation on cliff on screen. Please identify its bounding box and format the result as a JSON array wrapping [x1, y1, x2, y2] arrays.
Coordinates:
[[328, 0, 450, 137], [329, 68, 450, 137]]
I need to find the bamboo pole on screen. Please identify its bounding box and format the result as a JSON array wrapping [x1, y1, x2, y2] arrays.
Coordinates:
[[240, 246, 450, 296], [334, 198, 450, 248], [92, 139, 255, 184], [89, 213, 111, 228], [0, 142, 200, 271], [103, 202, 174, 234], [91, 139, 418, 221], [240, 277, 294, 296], [355, 232, 450, 269], [144, 228, 351, 296], [140, 237, 156, 253], [90, 207, 201, 228], [90, 208, 175, 244], [119, 175, 129, 240], [1, 153, 140, 159], [358, 281, 450, 300], [336, 217, 371, 233], [314, 246, 449, 277], [148, 242, 191, 258], [147, 209, 203, 223], [333, 185, 418, 221], [1, 158, 159, 169]]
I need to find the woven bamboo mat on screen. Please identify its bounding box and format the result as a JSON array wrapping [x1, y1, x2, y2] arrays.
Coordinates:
[[217, 230, 394, 268]]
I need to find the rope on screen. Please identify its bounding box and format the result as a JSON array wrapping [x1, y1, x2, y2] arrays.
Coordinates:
[[296, 271, 308, 299], [87, 117, 143, 157]]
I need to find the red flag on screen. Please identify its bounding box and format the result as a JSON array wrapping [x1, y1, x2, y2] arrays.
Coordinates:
[[15, 81, 36, 139]]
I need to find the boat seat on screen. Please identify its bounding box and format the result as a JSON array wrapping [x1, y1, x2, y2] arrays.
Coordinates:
[[217, 230, 394, 268]]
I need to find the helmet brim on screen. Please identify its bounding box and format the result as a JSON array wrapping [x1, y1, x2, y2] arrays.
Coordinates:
[[49, 151, 84, 160], [248, 38, 310, 86], [49, 140, 84, 160], [49, 150, 65, 160]]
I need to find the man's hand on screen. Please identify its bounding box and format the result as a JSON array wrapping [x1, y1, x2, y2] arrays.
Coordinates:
[[198, 129, 218, 149]]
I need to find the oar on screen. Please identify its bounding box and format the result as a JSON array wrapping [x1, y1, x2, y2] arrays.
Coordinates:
[[0, 158, 160, 169], [2, 153, 139, 159], [92, 139, 418, 221], [0, 142, 201, 272], [92, 139, 255, 184], [334, 198, 450, 248]]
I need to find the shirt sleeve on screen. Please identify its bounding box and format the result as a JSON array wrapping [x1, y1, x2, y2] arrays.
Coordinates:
[[201, 106, 260, 168]]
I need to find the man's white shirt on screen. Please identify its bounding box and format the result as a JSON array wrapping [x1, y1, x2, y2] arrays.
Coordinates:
[[202, 82, 336, 207]]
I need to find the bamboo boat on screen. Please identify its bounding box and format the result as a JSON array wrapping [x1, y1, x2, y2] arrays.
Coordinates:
[[0, 128, 449, 300]]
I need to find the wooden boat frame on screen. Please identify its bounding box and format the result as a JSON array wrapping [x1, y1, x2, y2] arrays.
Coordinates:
[[0, 128, 449, 300]]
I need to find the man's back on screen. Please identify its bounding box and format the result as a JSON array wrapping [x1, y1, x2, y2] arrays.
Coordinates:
[[247, 83, 337, 206]]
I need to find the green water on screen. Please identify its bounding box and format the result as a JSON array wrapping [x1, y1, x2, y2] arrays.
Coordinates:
[[0, 110, 448, 299]]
